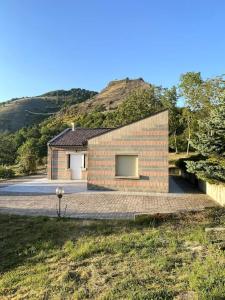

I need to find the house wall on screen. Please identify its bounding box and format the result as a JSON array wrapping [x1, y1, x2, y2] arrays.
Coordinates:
[[47, 146, 87, 180], [87, 110, 168, 192]]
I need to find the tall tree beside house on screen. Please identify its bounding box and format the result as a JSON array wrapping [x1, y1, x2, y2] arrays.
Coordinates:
[[179, 72, 205, 111], [181, 107, 197, 155], [186, 95, 225, 183], [0, 133, 17, 165], [179, 72, 203, 154], [179, 72, 225, 154], [17, 139, 38, 175], [160, 86, 182, 153]]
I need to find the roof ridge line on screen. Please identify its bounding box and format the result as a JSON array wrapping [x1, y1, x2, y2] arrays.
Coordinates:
[[47, 128, 70, 145], [72, 127, 112, 130], [87, 109, 168, 141]]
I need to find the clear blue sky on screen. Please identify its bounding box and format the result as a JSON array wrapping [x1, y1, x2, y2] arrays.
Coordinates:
[[0, 0, 224, 101]]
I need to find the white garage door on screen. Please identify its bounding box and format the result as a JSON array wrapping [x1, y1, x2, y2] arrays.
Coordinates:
[[70, 154, 83, 180]]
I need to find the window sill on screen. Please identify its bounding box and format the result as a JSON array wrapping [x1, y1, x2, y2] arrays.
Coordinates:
[[115, 176, 140, 180]]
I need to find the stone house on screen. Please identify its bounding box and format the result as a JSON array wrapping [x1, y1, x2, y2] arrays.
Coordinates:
[[48, 109, 168, 192]]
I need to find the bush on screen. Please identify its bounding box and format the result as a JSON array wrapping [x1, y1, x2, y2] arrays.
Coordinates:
[[0, 166, 15, 179], [175, 154, 204, 172], [17, 139, 38, 175], [186, 159, 225, 184], [175, 155, 225, 184]]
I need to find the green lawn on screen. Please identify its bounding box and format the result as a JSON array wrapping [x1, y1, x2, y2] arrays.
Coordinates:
[[0, 209, 225, 299]]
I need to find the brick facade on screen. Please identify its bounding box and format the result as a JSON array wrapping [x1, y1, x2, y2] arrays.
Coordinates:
[[47, 146, 87, 180], [47, 110, 168, 193], [87, 110, 168, 192]]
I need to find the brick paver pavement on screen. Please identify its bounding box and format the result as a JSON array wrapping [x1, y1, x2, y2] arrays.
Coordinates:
[[0, 191, 217, 219]]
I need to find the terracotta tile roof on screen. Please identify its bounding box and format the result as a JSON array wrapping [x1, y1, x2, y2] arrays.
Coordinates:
[[48, 128, 112, 147]]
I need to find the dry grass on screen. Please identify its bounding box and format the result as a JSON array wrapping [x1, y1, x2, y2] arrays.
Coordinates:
[[0, 208, 225, 299]]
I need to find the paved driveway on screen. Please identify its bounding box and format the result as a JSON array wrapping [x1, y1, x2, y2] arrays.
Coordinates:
[[0, 177, 87, 194], [0, 176, 217, 219]]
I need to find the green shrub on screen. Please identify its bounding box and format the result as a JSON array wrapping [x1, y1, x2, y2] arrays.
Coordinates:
[[17, 139, 38, 175], [175, 154, 203, 172], [186, 158, 225, 184], [175, 155, 225, 184], [0, 165, 15, 179]]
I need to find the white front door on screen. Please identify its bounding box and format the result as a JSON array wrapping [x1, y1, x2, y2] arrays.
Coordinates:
[[70, 154, 83, 180]]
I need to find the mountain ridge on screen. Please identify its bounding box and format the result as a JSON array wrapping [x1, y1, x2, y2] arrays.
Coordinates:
[[0, 78, 152, 132], [56, 78, 151, 122], [0, 88, 97, 132]]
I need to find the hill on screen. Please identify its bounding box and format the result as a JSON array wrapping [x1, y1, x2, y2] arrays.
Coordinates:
[[0, 78, 151, 132], [78, 77, 150, 111], [68, 78, 149, 113], [0, 77, 171, 167], [0, 88, 97, 132], [53, 78, 151, 124]]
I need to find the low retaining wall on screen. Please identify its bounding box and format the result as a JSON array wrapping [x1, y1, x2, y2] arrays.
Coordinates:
[[198, 180, 225, 206], [180, 170, 225, 206]]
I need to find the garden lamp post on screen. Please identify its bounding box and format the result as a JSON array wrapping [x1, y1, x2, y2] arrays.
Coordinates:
[[56, 186, 64, 218]]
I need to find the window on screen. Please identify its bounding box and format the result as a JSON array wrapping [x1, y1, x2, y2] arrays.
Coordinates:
[[115, 155, 138, 177], [82, 154, 86, 169], [67, 154, 70, 169]]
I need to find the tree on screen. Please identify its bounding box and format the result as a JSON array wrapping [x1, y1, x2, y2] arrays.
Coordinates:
[[179, 72, 205, 111], [186, 95, 225, 183], [17, 139, 38, 175], [104, 87, 163, 127], [178, 72, 225, 154], [38, 120, 67, 158], [0, 133, 17, 165], [191, 101, 225, 158], [160, 86, 182, 153], [181, 107, 198, 155]]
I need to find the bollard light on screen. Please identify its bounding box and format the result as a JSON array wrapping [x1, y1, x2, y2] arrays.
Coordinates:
[[56, 186, 64, 217], [56, 186, 64, 199]]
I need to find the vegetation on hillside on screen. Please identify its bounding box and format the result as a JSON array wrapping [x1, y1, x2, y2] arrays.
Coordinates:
[[0, 208, 225, 299], [0, 74, 224, 181], [0, 88, 97, 132], [73, 86, 165, 128]]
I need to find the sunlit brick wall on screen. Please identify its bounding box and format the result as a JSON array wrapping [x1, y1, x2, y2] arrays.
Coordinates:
[[87, 110, 168, 192]]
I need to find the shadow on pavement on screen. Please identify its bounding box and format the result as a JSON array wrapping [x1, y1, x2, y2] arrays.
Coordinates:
[[169, 175, 201, 194]]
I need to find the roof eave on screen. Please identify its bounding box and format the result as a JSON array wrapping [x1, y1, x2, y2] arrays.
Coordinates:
[[87, 109, 168, 142], [48, 128, 71, 146]]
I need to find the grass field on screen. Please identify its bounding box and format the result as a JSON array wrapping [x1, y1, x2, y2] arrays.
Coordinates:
[[0, 209, 225, 299]]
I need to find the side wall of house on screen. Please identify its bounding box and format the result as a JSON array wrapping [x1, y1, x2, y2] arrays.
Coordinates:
[[47, 146, 87, 180], [47, 146, 52, 180], [87, 110, 168, 192]]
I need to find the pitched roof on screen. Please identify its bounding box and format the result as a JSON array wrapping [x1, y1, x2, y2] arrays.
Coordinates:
[[88, 109, 168, 141], [48, 128, 112, 147], [48, 109, 168, 147]]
